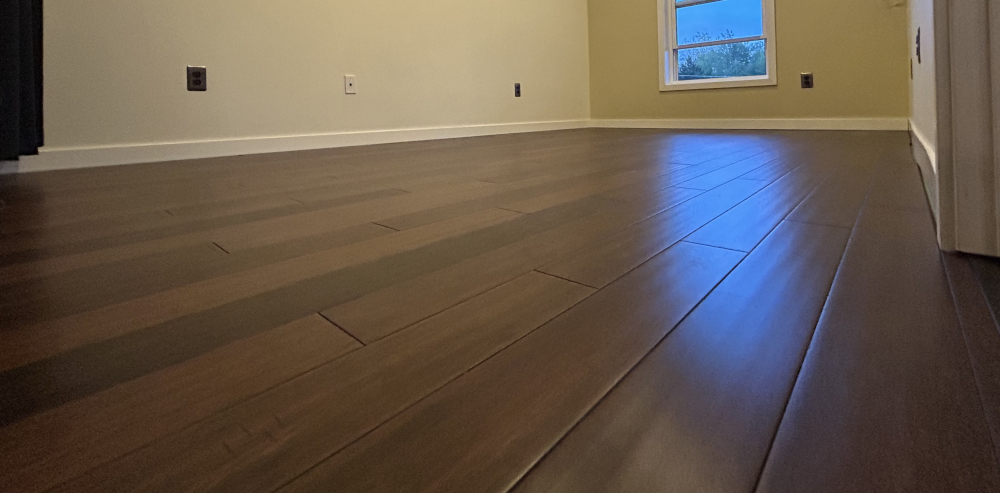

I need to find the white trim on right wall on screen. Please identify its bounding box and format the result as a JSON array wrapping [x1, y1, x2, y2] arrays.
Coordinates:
[[910, 121, 939, 223]]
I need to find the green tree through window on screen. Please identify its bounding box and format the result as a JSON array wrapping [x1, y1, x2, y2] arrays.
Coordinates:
[[677, 30, 766, 80]]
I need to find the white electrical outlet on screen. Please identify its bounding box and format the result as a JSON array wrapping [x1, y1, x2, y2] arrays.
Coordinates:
[[344, 75, 357, 94]]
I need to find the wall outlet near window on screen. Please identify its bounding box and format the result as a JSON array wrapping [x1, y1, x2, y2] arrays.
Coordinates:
[[344, 75, 357, 94], [801, 73, 814, 89]]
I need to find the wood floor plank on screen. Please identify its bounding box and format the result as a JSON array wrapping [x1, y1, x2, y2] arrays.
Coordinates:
[[865, 136, 932, 213], [538, 178, 766, 288], [0, 315, 360, 493], [0, 209, 520, 420], [674, 150, 779, 190], [513, 220, 851, 493], [209, 181, 503, 252], [0, 222, 393, 342], [375, 169, 631, 231], [784, 159, 876, 228], [684, 162, 829, 252], [277, 242, 745, 493], [943, 254, 1000, 458], [501, 169, 665, 214], [1, 129, 974, 493], [0, 187, 408, 259], [756, 205, 1000, 493], [323, 186, 704, 343], [0, 208, 509, 369], [0, 180, 491, 280], [49, 272, 595, 493], [739, 155, 805, 182]]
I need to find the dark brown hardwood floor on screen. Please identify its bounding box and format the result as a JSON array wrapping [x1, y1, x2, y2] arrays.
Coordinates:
[[1, 128, 998, 492]]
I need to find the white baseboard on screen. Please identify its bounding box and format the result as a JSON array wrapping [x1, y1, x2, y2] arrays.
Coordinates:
[[14, 117, 910, 173], [17, 119, 590, 173], [909, 122, 937, 172], [909, 121, 939, 224], [591, 118, 909, 131]]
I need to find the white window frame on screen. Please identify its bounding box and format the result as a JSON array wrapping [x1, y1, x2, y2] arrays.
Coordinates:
[[658, 0, 777, 92]]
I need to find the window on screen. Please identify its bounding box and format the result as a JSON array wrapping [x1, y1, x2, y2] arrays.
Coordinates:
[[658, 0, 777, 91]]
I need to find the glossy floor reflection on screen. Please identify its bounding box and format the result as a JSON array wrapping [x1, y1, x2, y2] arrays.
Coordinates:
[[0, 129, 996, 492]]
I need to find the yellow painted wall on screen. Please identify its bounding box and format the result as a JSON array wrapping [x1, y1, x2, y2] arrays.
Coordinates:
[[588, 0, 910, 120], [43, 0, 591, 148]]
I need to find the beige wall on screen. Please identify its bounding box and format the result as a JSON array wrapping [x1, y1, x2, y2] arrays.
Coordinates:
[[42, 0, 914, 153], [588, 0, 910, 120], [43, 0, 591, 149]]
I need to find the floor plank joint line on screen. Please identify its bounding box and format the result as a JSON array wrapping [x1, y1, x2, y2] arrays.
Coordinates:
[[211, 241, 230, 255], [508, 248, 753, 493], [317, 313, 367, 347], [371, 222, 401, 232], [532, 270, 598, 290], [942, 254, 1000, 474], [274, 274, 602, 493]]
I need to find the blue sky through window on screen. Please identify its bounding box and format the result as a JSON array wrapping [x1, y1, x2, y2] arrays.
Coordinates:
[[676, 0, 763, 45]]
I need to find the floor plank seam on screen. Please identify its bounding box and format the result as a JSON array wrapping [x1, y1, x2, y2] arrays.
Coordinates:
[[966, 263, 1000, 338], [569, 186, 762, 291], [211, 242, 231, 255], [273, 278, 603, 493], [496, 207, 530, 216], [507, 247, 753, 493], [679, 240, 750, 254], [942, 255, 1000, 475], [532, 270, 597, 290], [750, 151, 881, 493], [40, 330, 372, 493], [747, 239, 854, 493], [317, 313, 367, 347], [371, 222, 401, 232], [782, 217, 852, 229], [346, 275, 537, 346], [690, 169, 832, 256]]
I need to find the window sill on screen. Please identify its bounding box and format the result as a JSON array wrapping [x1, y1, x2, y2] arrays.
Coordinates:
[[659, 75, 777, 92]]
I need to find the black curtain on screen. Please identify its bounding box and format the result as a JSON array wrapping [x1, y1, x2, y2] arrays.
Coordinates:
[[0, 0, 43, 161]]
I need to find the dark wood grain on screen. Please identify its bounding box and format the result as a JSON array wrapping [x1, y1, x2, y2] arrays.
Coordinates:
[[0, 209, 520, 424], [674, 149, 779, 190], [513, 220, 850, 493], [278, 242, 745, 493], [756, 204, 1000, 492], [0, 315, 361, 493], [49, 272, 594, 493], [784, 158, 876, 228], [323, 186, 705, 343], [538, 178, 766, 288], [0, 129, 989, 493], [941, 253, 1000, 472]]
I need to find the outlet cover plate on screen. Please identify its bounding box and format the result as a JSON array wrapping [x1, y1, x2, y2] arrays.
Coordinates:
[[187, 66, 207, 91]]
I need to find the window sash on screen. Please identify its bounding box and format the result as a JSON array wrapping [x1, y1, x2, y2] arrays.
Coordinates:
[[660, 0, 775, 89]]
